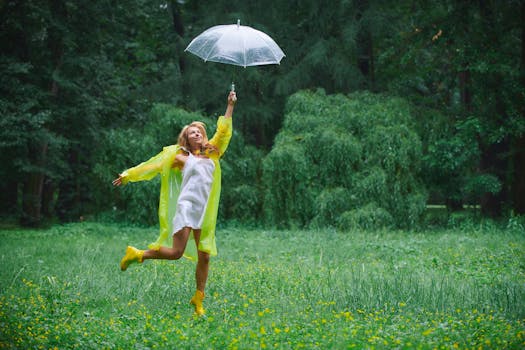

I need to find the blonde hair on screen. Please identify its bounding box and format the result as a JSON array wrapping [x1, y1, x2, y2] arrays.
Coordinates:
[[177, 121, 218, 155]]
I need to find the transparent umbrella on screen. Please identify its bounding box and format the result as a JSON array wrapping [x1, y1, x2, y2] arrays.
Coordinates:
[[185, 20, 285, 90]]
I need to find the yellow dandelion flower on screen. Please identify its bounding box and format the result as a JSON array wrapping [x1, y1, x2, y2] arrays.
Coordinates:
[[422, 328, 434, 336]]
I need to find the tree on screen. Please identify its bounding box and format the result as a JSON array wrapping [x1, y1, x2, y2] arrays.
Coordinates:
[[514, 1, 525, 215], [375, 0, 524, 216], [0, 0, 183, 224]]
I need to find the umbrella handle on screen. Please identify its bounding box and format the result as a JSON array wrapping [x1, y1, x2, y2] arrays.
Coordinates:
[[231, 82, 235, 92]]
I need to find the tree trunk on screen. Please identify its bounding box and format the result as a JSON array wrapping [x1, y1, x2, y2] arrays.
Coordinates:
[[513, 137, 525, 214], [0, 180, 19, 215], [41, 179, 56, 218], [458, 70, 472, 107], [448, 68, 471, 212], [22, 177, 43, 225], [21, 0, 66, 225], [356, 0, 375, 90], [21, 142, 48, 226], [479, 141, 507, 217], [56, 150, 82, 221], [512, 1, 525, 214], [170, 2, 184, 37], [476, 1, 509, 217]]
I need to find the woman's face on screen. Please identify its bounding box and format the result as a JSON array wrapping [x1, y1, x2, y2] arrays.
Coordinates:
[[186, 126, 203, 149]]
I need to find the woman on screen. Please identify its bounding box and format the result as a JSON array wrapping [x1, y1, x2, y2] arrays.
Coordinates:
[[112, 90, 236, 316]]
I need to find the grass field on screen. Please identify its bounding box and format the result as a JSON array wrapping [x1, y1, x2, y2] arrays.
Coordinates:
[[0, 222, 524, 349]]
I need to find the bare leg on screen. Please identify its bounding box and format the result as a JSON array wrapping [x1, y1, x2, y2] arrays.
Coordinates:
[[143, 227, 191, 260], [193, 230, 210, 293], [189, 229, 209, 315]]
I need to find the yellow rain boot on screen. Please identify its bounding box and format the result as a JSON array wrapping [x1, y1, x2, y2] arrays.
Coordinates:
[[190, 290, 205, 316], [120, 246, 144, 271]]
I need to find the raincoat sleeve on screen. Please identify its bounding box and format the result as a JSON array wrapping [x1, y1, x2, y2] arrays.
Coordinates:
[[208, 115, 233, 157], [120, 151, 165, 184], [149, 145, 182, 250], [118, 146, 182, 251]]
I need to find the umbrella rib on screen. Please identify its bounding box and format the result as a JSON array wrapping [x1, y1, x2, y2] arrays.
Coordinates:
[[242, 28, 247, 68]]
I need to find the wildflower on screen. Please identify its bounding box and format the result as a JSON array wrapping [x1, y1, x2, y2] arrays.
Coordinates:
[[422, 328, 434, 336]]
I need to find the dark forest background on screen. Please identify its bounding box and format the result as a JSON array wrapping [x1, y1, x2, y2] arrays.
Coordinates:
[[1, 0, 524, 228]]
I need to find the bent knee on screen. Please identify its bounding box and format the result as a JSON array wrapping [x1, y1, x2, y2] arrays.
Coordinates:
[[167, 249, 184, 260]]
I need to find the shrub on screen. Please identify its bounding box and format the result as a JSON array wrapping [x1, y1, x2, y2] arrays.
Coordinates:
[[311, 187, 356, 228], [262, 142, 316, 227], [337, 203, 394, 230], [462, 174, 502, 204], [262, 89, 427, 229]]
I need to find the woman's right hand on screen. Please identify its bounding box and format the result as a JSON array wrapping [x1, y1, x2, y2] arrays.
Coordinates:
[[112, 175, 123, 186]]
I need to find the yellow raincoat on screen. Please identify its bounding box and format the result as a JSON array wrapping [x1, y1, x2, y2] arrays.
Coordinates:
[[120, 116, 232, 261]]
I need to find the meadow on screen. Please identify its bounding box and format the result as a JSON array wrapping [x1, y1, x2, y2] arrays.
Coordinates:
[[0, 221, 524, 349]]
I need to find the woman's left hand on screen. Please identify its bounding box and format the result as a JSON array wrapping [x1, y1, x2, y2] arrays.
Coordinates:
[[228, 91, 237, 106]]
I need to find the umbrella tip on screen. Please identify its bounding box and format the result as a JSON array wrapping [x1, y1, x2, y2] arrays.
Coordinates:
[[237, 19, 240, 27]]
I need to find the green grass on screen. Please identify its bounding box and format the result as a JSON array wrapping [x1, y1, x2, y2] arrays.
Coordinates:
[[0, 222, 524, 349]]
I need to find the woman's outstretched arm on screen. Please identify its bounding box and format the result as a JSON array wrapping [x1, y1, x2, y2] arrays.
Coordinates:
[[224, 91, 236, 119]]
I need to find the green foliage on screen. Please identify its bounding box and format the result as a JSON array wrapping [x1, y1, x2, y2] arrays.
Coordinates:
[[0, 0, 185, 223], [447, 211, 483, 231], [337, 202, 394, 231], [2, 0, 523, 224], [220, 138, 265, 225], [263, 90, 427, 229], [423, 131, 479, 197], [311, 187, 355, 228], [463, 174, 502, 202], [419, 110, 504, 207], [376, 0, 524, 215], [225, 185, 260, 223], [262, 142, 316, 227], [0, 57, 70, 218]]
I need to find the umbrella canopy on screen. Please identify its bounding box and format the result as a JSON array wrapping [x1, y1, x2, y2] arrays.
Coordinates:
[[185, 20, 285, 68]]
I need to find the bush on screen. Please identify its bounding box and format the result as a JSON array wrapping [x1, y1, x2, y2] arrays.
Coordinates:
[[311, 187, 356, 228], [262, 142, 316, 227], [462, 174, 502, 204], [220, 135, 264, 225], [262, 89, 427, 229], [225, 185, 260, 224], [337, 203, 394, 230]]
